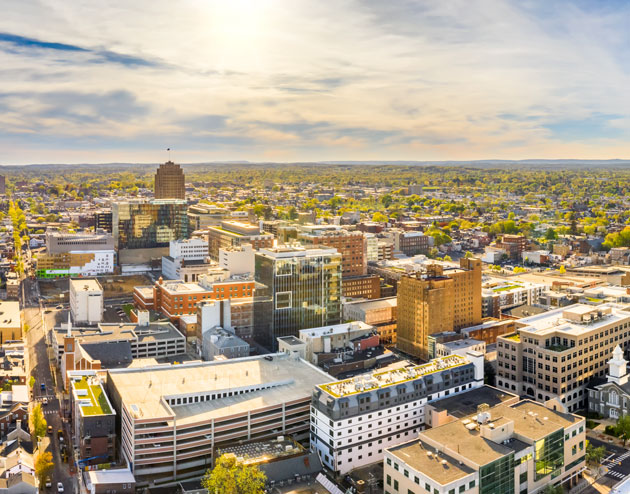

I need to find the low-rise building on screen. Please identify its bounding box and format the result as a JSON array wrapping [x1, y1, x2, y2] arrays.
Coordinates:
[[481, 279, 545, 318], [202, 327, 249, 361], [311, 352, 484, 474], [385, 399, 586, 494], [343, 297, 397, 345], [107, 353, 332, 487], [69, 372, 116, 465], [298, 321, 377, 365], [0, 302, 21, 344], [83, 468, 136, 494], [587, 345, 630, 420], [435, 338, 486, 358], [207, 221, 274, 261]]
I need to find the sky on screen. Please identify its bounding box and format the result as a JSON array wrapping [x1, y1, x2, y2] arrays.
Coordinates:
[[1, 0, 630, 164]]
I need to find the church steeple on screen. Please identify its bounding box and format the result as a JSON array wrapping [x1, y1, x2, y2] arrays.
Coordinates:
[[608, 345, 628, 385]]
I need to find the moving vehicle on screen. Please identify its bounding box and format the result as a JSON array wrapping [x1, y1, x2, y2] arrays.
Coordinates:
[[56, 305, 63, 309], [45, 476, 51, 488], [47, 425, 52, 434], [57, 482, 64, 493], [40, 383, 46, 392], [42, 397, 48, 405]]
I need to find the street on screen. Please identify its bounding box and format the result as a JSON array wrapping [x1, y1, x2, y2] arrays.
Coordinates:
[[23, 277, 75, 493], [588, 437, 630, 482]]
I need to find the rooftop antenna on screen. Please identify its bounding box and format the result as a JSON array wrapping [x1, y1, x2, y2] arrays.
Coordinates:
[[167, 147, 172, 162]]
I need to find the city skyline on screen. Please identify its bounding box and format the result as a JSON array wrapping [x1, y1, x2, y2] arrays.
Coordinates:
[[2, 0, 630, 164]]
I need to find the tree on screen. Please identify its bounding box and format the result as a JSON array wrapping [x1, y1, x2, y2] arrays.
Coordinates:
[[586, 441, 606, 467], [617, 415, 630, 446], [545, 228, 558, 241], [443, 255, 452, 262], [29, 376, 35, 388], [464, 251, 473, 259], [372, 212, 388, 223], [34, 451, 54, 486], [558, 265, 566, 274], [202, 454, 266, 494], [542, 485, 563, 494], [29, 403, 47, 439]]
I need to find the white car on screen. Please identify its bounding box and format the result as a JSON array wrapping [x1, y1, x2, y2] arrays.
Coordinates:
[[42, 397, 48, 406], [57, 482, 64, 493]]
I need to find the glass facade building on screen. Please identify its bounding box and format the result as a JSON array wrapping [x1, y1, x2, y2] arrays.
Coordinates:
[[113, 200, 190, 250], [534, 430, 564, 481], [480, 454, 514, 494], [254, 247, 342, 350]]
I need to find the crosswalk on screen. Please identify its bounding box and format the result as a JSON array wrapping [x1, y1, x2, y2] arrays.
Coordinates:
[[607, 470, 627, 480]]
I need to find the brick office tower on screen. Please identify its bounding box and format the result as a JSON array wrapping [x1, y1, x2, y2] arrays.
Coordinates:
[[154, 161, 185, 200], [397, 258, 482, 360]]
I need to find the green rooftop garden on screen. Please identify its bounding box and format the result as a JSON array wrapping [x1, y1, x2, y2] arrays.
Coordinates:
[[493, 284, 522, 292], [504, 333, 521, 342], [74, 377, 112, 416]]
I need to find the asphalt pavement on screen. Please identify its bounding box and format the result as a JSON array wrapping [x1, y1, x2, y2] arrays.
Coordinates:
[[588, 437, 630, 482], [23, 278, 76, 493]]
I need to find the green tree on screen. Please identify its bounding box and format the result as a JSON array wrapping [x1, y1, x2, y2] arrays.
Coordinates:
[[542, 485, 563, 494], [464, 251, 473, 259], [558, 265, 566, 274], [287, 206, 298, 220], [29, 403, 47, 439], [34, 451, 54, 486], [202, 454, 266, 494], [585, 441, 606, 467], [29, 376, 35, 388], [617, 415, 630, 446], [443, 255, 452, 262], [545, 228, 558, 241]]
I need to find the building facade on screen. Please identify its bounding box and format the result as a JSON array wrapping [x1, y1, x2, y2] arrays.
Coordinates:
[[154, 161, 185, 200], [253, 247, 342, 350], [106, 354, 332, 488], [496, 304, 630, 412], [70, 279, 104, 325], [297, 228, 367, 278], [587, 345, 630, 420], [36, 250, 115, 278], [207, 221, 274, 261], [385, 400, 586, 494], [46, 232, 115, 254], [311, 353, 484, 474], [397, 258, 482, 360]]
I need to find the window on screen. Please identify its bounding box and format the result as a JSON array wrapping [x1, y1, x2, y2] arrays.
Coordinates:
[[275, 291, 292, 309]]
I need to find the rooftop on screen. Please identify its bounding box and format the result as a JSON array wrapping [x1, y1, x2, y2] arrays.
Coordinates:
[[299, 321, 373, 339], [0, 302, 20, 329], [218, 438, 305, 465], [70, 278, 103, 292], [319, 354, 469, 398], [108, 353, 332, 423], [70, 375, 114, 416], [517, 303, 628, 337]]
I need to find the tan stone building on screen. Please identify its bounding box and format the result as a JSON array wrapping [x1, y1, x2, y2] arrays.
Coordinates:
[[154, 161, 185, 200], [396, 258, 482, 360], [0, 302, 21, 344]]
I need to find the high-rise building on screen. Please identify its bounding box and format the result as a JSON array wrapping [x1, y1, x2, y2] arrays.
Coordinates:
[[397, 258, 482, 360], [70, 279, 104, 325], [297, 226, 366, 277], [497, 303, 630, 412], [113, 200, 190, 264], [254, 246, 342, 350], [154, 161, 185, 200]]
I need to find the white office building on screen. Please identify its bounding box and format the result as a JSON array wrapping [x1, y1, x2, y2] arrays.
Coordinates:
[[70, 279, 104, 325], [310, 352, 484, 474]]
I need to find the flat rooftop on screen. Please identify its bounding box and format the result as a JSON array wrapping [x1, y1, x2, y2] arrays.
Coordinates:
[[218, 438, 305, 465], [0, 302, 20, 329], [389, 439, 475, 485], [299, 321, 373, 338], [343, 297, 397, 311], [517, 303, 628, 337], [420, 400, 581, 467], [71, 375, 114, 416], [428, 385, 517, 419], [70, 278, 103, 292], [108, 353, 332, 423], [54, 321, 185, 347], [319, 354, 469, 398]]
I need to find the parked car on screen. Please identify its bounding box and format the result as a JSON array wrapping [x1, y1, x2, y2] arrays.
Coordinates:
[[45, 476, 51, 488], [47, 425, 53, 434], [42, 397, 48, 405]]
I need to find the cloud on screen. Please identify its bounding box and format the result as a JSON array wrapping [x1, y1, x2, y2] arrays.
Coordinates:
[[0, 32, 158, 67], [0, 0, 630, 163]]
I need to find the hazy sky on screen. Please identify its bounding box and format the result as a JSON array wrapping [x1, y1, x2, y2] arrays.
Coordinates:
[[1, 0, 630, 164]]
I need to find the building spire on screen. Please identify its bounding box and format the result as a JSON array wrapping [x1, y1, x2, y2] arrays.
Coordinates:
[[67, 311, 72, 337]]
